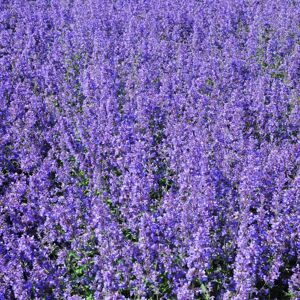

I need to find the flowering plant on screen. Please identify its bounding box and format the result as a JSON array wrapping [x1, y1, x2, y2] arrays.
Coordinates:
[[0, 1, 299, 299]]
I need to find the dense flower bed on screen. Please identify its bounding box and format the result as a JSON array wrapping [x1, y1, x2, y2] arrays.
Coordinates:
[[0, 0, 299, 299]]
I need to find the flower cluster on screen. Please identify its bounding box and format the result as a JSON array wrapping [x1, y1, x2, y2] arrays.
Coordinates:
[[0, 0, 299, 299]]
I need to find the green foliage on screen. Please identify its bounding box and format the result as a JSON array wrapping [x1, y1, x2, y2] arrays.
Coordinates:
[[122, 228, 138, 242], [205, 78, 214, 88], [149, 173, 174, 212], [64, 52, 87, 112], [69, 157, 90, 197], [158, 272, 173, 296], [65, 250, 95, 299], [117, 83, 126, 115]]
